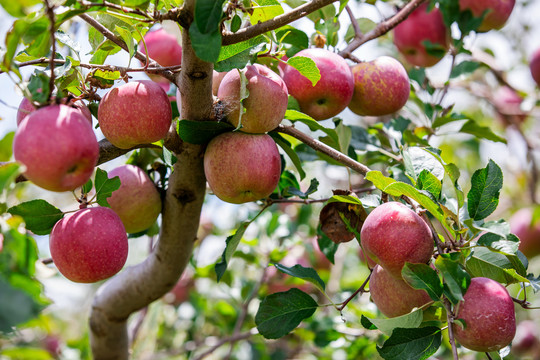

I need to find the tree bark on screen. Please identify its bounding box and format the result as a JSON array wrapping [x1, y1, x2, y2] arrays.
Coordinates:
[[89, 1, 212, 358]]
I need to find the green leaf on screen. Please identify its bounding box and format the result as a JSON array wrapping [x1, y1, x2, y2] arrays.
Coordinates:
[[194, 0, 226, 34], [284, 110, 340, 146], [459, 120, 506, 143], [0, 132, 15, 161], [402, 147, 445, 182], [0, 347, 54, 360], [270, 133, 306, 180], [361, 308, 424, 336], [286, 56, 321, 86], [177, 119, 234, 144], [82, 179, 93, 195], [275, 26, 309, 50], [402, 263, 443, 302], [3, 19, 30, 75], [255, 288, 318, 339], [0, 0, 39, 18], [215, 43, 265, 73], [465, 246, 526, 284], [434, 256, 470, 305], [274, 263, 325, 291], [94, 168, 121, 207], [230, 14, 242, 33], [467, 159, 503, 221], [115, 25, 135, 58], [377, 326, 442, 360], [417, 170, 442, 200], [188, 26, 222, 63], [250, 0, 284, 24], [7, 200, 64, 236], [450, 60, 481, 78], [0, 276, 43, 333], [217, 35, 266, 62], [317, 226, 338, 264]]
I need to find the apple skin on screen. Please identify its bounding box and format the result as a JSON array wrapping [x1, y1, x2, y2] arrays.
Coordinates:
[[393, 3, 450, 67], [203, 132, 281, 204], [459, 0, 516, 32], [509, 208, 540, 258], [212, 70, 227, 96], [98, 80, 172, 149], [16, 98, 92, 125], [369, 265, 431, 318], [139, 28, 182, 83], [453, 277, 516, 352], [492, 86, 526, 125], [530, 48, 540, 88], [360, 202, 434, 278], [348, 56, 410, 116], [217, 64, 288, 134], [107, 164, 162, 234], [13, 104, 99, 192], [281, 48, 354, 121], [49, 207, 129, 283]]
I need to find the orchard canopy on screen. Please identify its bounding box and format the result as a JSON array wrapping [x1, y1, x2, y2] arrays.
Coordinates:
[[1, 0, 540, 359]]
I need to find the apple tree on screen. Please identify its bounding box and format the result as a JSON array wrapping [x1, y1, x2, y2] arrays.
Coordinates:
[[0, 0, 539, 359]]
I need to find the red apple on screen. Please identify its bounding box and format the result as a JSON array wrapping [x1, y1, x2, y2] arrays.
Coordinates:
[[369, 264, 431, 317], [16, 97, 92, 125], [530, 48, 540, 88], [393, 3, 450, 67], [13, 104, 99, 192], [511, 320, 540, 358], [49, 207, 128, 283], [107, 164, 162, 233], [459, 0, 516, 32], [203, 132, 281, 204], [509, 207, 540, 258], [348, 56, 410, 116], [217, 64, 288, 133], [359, 248, 377, 268], [139, 28, 182, 83], [360, 202, 434, 278], [492, 86, 526, 125], [281, 48, 354, 121], [453, 277, 516, 352], [98, 80, 172, 149]]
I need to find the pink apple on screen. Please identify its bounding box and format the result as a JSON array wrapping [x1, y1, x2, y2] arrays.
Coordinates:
[[16, 97, 92, 125], [459, 0, 516, 32], [203, 131, 281, 204], [13, 104, 99, 192], [49, 207, 128, 283], [509, 207, 540, 258], [360, 202, 434, 278], [348, 56, 410, 116], [107, 164, 162, 233], [393, 3, 450, 67], [212, 70, 227, 96], [511, 320, 540, 357], [492, 86, 526, 125], [98, 80, 172, 149], [453, 277, 516, 352], [529, 48, 540, 88], [369, 264, 431, 317], [359, 248, 377, 268], [217, 64, 288, 133], [139, 28, 182, 83], [281, 48, 354, 120]]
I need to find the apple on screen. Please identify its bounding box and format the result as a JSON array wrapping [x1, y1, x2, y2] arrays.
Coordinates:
[[459, 0, 516, 32], [203, 131, 281, 204], [348, 56, 410, 116], [360, 201, 434, 278], [359, 248, 377, 268], [107, 164, 162, 234], [17, 97, 92, 125], [511, 320, 540, 357], [369, 264, 431, 318], [529, 48, 540, 88], [13, 104, 99, 192], [212, 70, 227, 96], [453, 277, 516, 352], [492, 86, 526, 125], [509, 207, 540, 258], [98, 80, 172, 149], [49, 207, 129, 283], [393, 3, 450, 67], [281, 48, 354, 121], [139, 28, 182, 83], [217, 64, 288, 134], [163, 272, 195, 306]]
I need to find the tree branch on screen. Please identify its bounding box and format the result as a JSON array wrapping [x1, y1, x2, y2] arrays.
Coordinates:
[[339, 0, 427, 59], [222, 0, 339, 46], [44, 0, 57, 98], [88, 1, 212, 358]]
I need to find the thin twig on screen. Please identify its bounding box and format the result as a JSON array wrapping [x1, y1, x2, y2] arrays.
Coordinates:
[[336, 271, 371, 312], [44, 0, 57, 99], [78, 0, 154, 21], [442, 298, 460, 360], [192, 330, 256, 360]]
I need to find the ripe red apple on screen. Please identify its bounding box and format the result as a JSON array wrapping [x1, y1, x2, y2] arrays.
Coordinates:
[[139, 28, 182, 83], [492, 86, 526, 125], [393, 3, 450, 67], [49, 207, 129, 283], [17, 97, 92, 125], [98, 80, 172, 149], [360, 202, 434, 278], [509, 207, 540, 258], [203, 131, 281, 204], [107, 164, 162, 234], [453, 277, 516, 352], [369, 264, 431, 318], [530, 48, 540, 88], [13, 104, 99, 192], [281, 48, 354, 121], [348, 56, 410, 116], [459, 0, 516, 32], [217, 64, 288, 133]]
